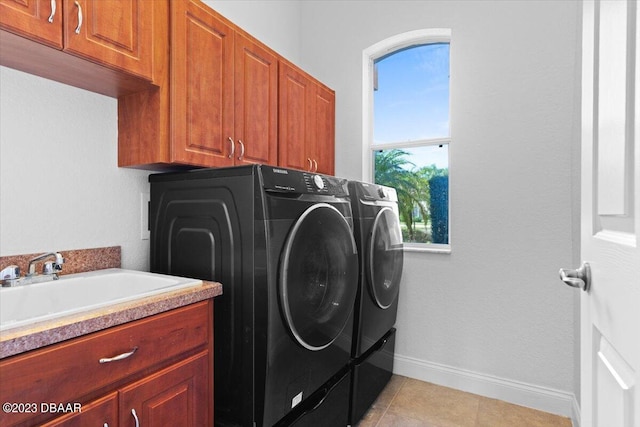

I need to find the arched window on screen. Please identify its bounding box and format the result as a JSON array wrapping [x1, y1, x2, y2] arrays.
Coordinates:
[[363, 29, 451, 252]]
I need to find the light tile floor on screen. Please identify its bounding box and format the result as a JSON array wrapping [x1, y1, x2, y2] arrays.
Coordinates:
[[356, 375, 573, 427]]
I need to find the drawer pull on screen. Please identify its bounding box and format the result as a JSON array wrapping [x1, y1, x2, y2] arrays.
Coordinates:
[[99, 346, 138, 364], [237, 140, 245, 161], [131, 408, 140, 427], [74, 1, 83, 34], [48, 0, 56, 23], [228, 137, 235, 159]]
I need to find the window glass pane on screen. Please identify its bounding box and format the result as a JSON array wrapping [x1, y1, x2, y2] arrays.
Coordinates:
[[374, 145, 449, 244], [373, 43, 450, 144]]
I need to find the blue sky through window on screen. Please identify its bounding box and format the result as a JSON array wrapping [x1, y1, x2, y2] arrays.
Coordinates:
[[373, 43, 450, 169]]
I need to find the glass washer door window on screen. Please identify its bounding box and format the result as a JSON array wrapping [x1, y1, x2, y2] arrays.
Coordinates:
[[367, 207, 404, 309], [279, 203, 359, 351]]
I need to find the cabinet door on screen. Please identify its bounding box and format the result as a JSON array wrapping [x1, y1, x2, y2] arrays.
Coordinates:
[[234, 32, 278, 166], [312, 85, 335, 175], [62, 0, 152, 79], [279, 61, 314, 172], [0, 0, 62, 48], [119, 352, 211, 427], [170, 0, 234, 167], [40, 393, 118, 427]]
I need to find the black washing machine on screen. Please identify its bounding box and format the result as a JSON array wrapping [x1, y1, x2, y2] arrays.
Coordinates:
[[149, 165, 358, 427], [347, 181, 404, 425]]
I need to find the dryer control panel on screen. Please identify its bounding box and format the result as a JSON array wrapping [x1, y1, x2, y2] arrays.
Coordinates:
[[356, 182, 398, 202], [261, 166, 348, 197]]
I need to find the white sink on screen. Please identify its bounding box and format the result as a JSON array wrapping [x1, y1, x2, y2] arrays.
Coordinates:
[[0, 268, 202, 331]]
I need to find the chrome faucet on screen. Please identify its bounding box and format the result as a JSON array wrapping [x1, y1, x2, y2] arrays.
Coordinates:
[[27, 252, 65, 276], [0, 265, 20, 287], [1, 252, 64, 287]]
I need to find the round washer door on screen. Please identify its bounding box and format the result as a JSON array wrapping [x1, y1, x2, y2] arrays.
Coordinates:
[[280, 203, 359, 351], [367, 207, 403, 309]]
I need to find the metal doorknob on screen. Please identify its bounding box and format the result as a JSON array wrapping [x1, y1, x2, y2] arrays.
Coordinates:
[[559, 262, 591, 291]]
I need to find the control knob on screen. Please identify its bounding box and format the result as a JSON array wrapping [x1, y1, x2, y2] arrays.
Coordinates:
[[378, 187, 387, 198], [312, 175, 325, 190]]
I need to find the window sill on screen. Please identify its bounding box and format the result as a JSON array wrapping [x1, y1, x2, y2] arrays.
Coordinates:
[[403, 243, 451, 254]]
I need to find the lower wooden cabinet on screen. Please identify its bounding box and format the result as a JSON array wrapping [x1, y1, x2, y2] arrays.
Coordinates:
[[119, 352, 209, 427], [40, 393, 118, 427], [0, 300, 214, 427], [40, 354, 209, 427]]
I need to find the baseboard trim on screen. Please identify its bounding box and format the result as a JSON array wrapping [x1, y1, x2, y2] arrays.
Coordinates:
[[393, 353, 580, 426], [571, 394, 581, 427]]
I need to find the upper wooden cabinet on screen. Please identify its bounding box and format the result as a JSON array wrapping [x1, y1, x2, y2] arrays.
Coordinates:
[[171, 0, 278, 167], [119, 0, 278, 168], [234, 32, 279, 166], [0, 0, 62, 48], [62, 0, 153, 80], [312, 83, 336, 175], [279, 60, 335, 175], [169, 0, 235, 167], [0, 0, 157, 95], [0, 0, 335, 172]]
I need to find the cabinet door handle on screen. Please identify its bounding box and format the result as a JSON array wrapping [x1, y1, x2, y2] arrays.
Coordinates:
[[237, 140, 245, 161], [228, 137, 235, 159], [99, 346, 138, 363], [312, 159, 318, 172], [307, 158, 312, 171], [131, 409, 140, 427], [48, 0, 56, 23], [74, 1, 83, 34]]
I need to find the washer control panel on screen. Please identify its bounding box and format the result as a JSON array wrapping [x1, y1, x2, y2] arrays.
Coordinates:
[[262, 166, 348, 196]]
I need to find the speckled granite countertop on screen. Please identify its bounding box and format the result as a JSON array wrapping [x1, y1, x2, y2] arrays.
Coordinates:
[[0, 280, 222, 359]]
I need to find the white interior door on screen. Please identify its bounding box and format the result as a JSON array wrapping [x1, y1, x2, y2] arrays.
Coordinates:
[[577, 0, 640, 426]]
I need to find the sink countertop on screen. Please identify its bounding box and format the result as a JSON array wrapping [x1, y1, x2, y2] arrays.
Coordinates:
[[0, 280, 222, 359]]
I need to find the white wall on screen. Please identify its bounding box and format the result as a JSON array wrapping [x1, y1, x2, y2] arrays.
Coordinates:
[[297, 0, 581, 419], [0, 66, 150, 269]]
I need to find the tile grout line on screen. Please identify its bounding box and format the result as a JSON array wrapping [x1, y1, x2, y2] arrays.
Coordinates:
[[472, 395, 484, 427], [373, 376, 407, 427]]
